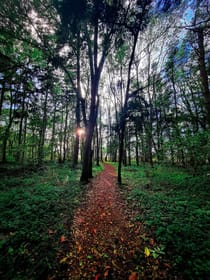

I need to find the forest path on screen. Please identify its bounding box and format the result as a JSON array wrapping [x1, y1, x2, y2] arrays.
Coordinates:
[[56, 164, 170, 280]]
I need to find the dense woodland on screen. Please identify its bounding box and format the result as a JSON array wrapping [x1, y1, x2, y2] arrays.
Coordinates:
[[0, 1, 210, 279], [0, 0, 209, 181]]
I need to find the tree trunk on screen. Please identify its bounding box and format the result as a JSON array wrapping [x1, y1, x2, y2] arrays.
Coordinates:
[[80, 20, 107, 182], [16, 90, 27, 163], [135, 126, 139, 166], [1, 92, 14, 163], [63, 102, 69, 162], [99, 108, 103, 162], [50, 102, 56, 161], [196, 28, 210, 126], [72, 98, 81, 168], [22, 114, 27, 163], [37, 91, 48, 166], [80, 85, 99, 182], [118, 33, 139, 184], [95, 123, 100, 166], [0, 80, 5, 117]]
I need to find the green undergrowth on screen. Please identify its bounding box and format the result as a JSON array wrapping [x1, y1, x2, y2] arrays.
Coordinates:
[[92, 163, 104, 176], [0, 162, 87, 280], [122, 164, 210, 280]]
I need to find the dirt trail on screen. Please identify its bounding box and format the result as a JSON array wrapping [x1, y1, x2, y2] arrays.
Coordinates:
[[56, 164, 171, 279]]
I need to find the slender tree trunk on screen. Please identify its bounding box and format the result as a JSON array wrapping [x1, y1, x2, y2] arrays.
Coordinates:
[[0, 81, 5, 117], [37, 91, 48, 166], [99, 108, 103, 162], [135, 126, 139, 166], [50, 102, 56, 161], [95, 123, 100, 166], [72, 33, 85, 168], [72, 98, 81, 168], [146, 48, 154, 167], [118, 33, 139, 184], [16, 90, 26, 163], [63, 102, 69, 162], [128, 136, 131, 166], [2, 91, 14, 163], [22, 114, 27, 163], [58, 110, 64, 162], [196, 28, 210, 126]]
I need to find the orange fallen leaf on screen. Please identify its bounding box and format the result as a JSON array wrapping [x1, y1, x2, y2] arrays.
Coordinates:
[[77, 244, 82, 253], [104, 270, 109, 277], [94, 273, 101, 280], [60, 235, 66, 242], [129, 272, 138, 280], [93, 228, 97, 234]]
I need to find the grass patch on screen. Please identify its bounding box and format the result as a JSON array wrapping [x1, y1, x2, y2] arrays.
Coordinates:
[[0, 163, 82, 280], [122, 164, 210, 279]]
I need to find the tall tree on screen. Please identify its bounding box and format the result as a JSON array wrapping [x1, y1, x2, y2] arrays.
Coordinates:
[[53, 0, 136, 182], [117, 0, 152, 184]]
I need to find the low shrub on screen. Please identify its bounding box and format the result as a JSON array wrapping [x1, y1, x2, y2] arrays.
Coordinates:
[[123, 164, 210, 279]]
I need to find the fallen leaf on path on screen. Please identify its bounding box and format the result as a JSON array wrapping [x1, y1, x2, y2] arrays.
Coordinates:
[[60, 235, 66, 242], [94, 273, 101, 280], [129, 271, 138, 280], [144, 246, 151, 257], [54, 164, 173, 279], [77, 244, 82, 252], [128, 223, 135, 228], [104, 269, 109, 277], [60, 256, 68, 264]]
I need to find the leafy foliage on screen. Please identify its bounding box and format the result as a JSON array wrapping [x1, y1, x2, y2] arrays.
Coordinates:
[[0, 163, 82, 279], [122, 164, 210, 279]]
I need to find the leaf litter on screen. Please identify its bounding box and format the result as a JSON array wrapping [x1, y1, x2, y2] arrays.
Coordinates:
[[53, 164, 173, 279]]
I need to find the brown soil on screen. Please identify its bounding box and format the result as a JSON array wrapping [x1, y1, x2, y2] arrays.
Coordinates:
[[54, 164, 172, 280]]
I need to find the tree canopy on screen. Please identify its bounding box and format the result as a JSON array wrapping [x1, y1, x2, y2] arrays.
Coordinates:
[[0, 0, 209, 179]]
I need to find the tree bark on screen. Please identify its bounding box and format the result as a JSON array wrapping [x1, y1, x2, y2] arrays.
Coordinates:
[[37, 91, 48, 166], [63, 101, 69, 162], [80, 20, 108, 182], [50, 101, 56, 161], [1, 91, 14, 163], [0, 80, 5, 117], [196, 28, 210, 126], [80, 80, 99, 182], [118, 33, 139, 184]]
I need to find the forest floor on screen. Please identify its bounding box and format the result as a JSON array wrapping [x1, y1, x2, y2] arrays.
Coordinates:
[[54, 164, 172, 280], [1, 162, 209, 279]]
